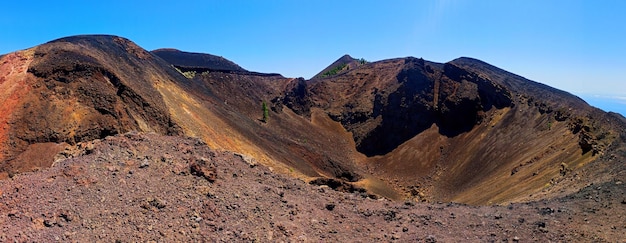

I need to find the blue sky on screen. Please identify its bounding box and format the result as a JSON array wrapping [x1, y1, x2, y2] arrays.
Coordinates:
[[1, 0, 624, 115]]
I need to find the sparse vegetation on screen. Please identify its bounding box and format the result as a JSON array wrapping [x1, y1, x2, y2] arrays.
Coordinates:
[[174, 66, 196, 79], [321, 64, 347, 77], [182, 70, 196, 79], [262, 101, 269, 123], [319, 58, 367, 78]]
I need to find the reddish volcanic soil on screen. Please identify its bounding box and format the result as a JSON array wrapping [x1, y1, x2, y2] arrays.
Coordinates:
[[0, 50, 37, 178], [0, 133, 624, 242]]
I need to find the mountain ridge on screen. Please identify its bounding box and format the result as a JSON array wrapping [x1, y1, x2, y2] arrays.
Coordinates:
[[279, 53, 624, 204], [152, 48, 284, 77], [0, 34, 624, 241], [151, 48, 247, 72], [0, 35, 624, 205]]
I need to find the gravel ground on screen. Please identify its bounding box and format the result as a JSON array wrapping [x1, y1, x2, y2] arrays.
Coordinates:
[[1, 132, 624, 242]]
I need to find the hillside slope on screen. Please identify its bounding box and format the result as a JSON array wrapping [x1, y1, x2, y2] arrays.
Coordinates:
[[312, 54, 364, 79], [280, 55, 626, 204], [0, 35, 182, 178], [0, 35, 394, 198], [0, 35, 624, 207]]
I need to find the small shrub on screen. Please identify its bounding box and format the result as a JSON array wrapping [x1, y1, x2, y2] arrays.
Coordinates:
[[182, 71, 196, 79], [173, 66, 196, 79]]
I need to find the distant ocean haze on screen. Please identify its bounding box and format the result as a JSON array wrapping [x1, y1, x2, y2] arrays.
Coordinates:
[[579, 94, 626, 117]]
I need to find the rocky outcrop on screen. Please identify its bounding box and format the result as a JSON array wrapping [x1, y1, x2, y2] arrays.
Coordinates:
[[283, 57, 514, 156], [277, 53, 623, 204], [0, 35, 181, 176], [276, 78, 311, 115]]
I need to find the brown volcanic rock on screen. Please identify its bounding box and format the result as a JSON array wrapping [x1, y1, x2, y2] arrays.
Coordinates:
[[0, 50, 36, 169], [0, 35, 625, 241], [152, 48, 246, 72], [1, 35, 624, 209], [173, 68, 374, 190], [0, 35, 181, 176], [3, 35, 373, 195], [287, 57, 515, 156], [279, 54, 626, 204], [1, 132, 624, 241]]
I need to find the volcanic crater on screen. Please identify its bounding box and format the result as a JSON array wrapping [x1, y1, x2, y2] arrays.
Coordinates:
[[0, 35, 624, 241]]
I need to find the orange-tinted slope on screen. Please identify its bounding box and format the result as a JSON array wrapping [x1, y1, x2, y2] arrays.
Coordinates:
[[0, 35, 181, 176], [1, 35, 623, 206], [0, 50, 37, 177], [153, 50, 396, 195], [158, 69, 389, 193], [0, 36, 396, 198]]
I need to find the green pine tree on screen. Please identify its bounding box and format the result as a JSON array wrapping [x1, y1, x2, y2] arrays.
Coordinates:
[[262, 101, 269, 123]]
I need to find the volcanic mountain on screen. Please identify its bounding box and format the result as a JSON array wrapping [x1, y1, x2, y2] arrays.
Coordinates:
[[287, 56, 625, 204], [0, 35, 624, 205], [1, 34, 625, 241], [311, 54, 366, 79], [151, 48, 247, 72]]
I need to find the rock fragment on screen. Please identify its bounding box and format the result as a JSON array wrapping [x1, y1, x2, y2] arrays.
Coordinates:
[[189, 157, 217, 182]]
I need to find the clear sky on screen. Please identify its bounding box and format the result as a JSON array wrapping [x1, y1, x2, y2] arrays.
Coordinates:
[[1, 0, 624, 115]]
